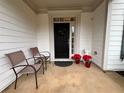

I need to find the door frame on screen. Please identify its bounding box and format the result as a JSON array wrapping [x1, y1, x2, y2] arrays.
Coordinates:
[[49, 10, 81, 60]]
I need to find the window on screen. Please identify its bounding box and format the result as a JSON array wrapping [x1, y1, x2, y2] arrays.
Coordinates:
[[71, 26, 75, 54]]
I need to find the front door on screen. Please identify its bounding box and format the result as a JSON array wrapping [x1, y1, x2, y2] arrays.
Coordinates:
[[54, 23, 70, 58]]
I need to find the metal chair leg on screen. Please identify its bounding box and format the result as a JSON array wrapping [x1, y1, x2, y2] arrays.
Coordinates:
[[35, 72, 38, 89], [14, 77, 18, 89], [45, 61, 47, 70], [42, 62, 44, 74]]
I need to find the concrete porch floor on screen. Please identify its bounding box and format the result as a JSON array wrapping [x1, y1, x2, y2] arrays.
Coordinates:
[[3, 63, 124, 93]]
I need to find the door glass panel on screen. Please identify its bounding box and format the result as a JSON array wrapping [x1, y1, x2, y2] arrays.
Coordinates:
[[71, 26, 75, 54]]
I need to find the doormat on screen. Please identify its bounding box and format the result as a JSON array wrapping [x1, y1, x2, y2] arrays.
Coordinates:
[[54, 61, 73, 67]]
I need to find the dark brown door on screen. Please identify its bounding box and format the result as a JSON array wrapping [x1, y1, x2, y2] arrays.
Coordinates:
[[54, 23, 70, 58]]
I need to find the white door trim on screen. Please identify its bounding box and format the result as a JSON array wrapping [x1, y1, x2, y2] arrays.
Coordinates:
[[49, 10, 81, 60]]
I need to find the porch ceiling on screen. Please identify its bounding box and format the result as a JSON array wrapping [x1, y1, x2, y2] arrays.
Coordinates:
[[23, 0, 104, 13]]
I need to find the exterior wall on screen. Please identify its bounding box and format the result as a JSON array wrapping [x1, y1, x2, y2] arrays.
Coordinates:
[[80, 13, 93, 54], [104, 0, 124, 70], [92, 1, 107, 68], [0, 0, 37, 92], [37, 14, 50, 51], [37, 12, 93, 59]]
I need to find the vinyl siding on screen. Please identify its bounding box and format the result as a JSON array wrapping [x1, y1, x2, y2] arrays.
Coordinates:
[[37, 14, 50, 52], [0, 0, 36, 92], [104, 0, 124, 70], [92, 1, 107, 68], [37, 12, 82, 59], [80, 13, 93, 54]]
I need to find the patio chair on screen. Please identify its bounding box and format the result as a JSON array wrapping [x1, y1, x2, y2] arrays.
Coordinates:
[[30, 47, 51, 70], [6, 51, 44, 89], [30, 47, 51, 69]]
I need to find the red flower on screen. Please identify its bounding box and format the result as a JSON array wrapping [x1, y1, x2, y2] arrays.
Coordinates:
[[71, 54, 81, 60], [83, 55, 92, 61]]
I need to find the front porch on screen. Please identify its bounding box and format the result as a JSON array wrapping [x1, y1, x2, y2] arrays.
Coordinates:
[[0, 0, 124, 92], [3, 63, 124, 93]]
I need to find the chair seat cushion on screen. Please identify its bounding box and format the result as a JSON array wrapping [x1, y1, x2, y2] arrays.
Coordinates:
[[21, 64, 42, 74]]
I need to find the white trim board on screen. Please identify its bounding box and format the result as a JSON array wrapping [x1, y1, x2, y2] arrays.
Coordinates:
[[49, 11, 81, 60]]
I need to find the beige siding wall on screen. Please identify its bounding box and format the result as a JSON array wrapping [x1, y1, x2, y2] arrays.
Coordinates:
[[92, 1, 107, 68], [37, 13, 93, 58], [104, 0, 124, 70], [37, 14, 50, 52], [80, 13, 93, 54], [0, 0, 37, 91]]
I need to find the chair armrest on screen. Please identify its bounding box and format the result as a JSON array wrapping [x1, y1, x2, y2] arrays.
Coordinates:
[[40, 51, 51, 57], [40, 54, 49, 61], [26, 57, 34, 60], [11, 65, 37, 72], [34, 54, 47, 61], [33, 55, 46, 61], [25, 57, 34, 65]]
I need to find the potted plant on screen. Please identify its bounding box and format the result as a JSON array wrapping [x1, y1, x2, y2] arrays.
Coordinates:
[[83, 55, 92, 68], [71, 54, 81, 64]]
